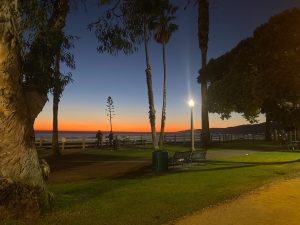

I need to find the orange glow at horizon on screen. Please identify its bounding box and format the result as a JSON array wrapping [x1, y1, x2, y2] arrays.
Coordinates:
[[34, 116, 253, 132], [34, 119, 187, 132]]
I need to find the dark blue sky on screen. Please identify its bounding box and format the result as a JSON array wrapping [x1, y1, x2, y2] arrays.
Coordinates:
[[35, 0, 300, 131]]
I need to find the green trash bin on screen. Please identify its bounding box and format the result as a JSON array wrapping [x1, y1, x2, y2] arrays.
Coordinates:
[[152, 150, 168, 172]]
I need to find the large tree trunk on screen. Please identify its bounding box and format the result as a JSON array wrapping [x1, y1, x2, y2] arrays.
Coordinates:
[[0, 3, 49, 217], [52, 54, 61, 157], [159, 43, 167, 149], [0, 0, 69, 218], [143, 22, 158, 150], [198, 0, 210, 149]]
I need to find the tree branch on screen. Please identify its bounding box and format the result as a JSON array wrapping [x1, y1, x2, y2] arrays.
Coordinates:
[[24, 86, 48, 121]]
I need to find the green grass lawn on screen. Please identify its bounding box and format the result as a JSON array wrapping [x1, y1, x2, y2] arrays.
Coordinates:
[[4, 141, 300, 225]]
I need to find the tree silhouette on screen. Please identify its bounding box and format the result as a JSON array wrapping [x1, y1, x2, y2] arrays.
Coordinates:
[[89, 0, 171, 149], [153, 3, 178, 149], [106, 96, 116, 133], [205, 8, 300, 138]]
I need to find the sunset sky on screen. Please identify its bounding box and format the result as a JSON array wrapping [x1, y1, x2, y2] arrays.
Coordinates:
[[34, 0, 300, 132]]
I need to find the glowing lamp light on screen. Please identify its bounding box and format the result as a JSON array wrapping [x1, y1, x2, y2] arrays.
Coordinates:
[[188, 98, 195, 151], [189, 99, 195, 107]]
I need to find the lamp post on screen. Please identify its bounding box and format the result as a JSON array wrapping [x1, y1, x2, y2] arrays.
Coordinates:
[[189, 99, 195, 151]]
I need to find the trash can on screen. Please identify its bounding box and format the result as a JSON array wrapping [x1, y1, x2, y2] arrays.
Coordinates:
[[152, 150, 168, 172]]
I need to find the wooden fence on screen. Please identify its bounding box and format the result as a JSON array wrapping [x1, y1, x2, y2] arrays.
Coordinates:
[[35, 133, 265, 150]]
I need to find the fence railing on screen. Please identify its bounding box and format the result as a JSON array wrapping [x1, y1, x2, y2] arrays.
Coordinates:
[[35, 133, 265, 150]]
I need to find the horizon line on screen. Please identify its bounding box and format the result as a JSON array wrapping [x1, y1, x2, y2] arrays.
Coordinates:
[[34, 122, 262, 133]]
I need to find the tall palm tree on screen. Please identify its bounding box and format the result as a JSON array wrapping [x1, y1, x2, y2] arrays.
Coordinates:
[[137, 0, 166, 150], [143, 20, 158, 149], [153, 4, 178, 149], [198, 0, 210, 149], [89, 0, 167, 150]]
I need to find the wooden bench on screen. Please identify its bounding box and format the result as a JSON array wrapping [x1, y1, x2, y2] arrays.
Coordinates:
[[169, 151, 192, 167], [169, 150, 207, 167]]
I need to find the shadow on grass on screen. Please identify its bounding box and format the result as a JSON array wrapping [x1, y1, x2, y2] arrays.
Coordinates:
[[170, 159, 300, 174], [209, 140, 285, 151]]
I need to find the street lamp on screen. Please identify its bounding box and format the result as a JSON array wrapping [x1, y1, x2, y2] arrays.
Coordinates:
[[189, 99, 195, 151]]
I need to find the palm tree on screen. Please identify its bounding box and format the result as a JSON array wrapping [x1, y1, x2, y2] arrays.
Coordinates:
[[137, 0, 166, 150], [153, 4, 178, 149], [89, 0, 168, 150], [143, 20, 158, 149], [198, 0, 210, 149]]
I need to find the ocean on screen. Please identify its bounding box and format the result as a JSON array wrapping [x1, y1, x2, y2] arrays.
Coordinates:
[[35, 130, 181, 141]]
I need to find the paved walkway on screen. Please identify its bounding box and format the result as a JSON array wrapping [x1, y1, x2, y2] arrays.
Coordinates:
[[171, 177, 300, 225]]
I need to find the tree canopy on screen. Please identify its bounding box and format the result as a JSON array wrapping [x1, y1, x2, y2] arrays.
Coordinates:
[[20, 0, 70, 94], [205, 8, 300, 129], [89, 0, 171, 55]]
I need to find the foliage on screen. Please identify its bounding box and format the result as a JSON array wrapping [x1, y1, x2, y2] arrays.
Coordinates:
[[18, 0, 70, 94], [51, 34, 77, 100], [89, 0, 170, 55], [205, 8, 300, 128], [153, 3, 178, 44]]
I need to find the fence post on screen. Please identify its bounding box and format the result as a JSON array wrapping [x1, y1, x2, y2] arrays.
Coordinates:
[[61, 137, 66, 150], [183, 133, 186, 144], [82, 136, 86, 150], [174, 134, 176, 144]]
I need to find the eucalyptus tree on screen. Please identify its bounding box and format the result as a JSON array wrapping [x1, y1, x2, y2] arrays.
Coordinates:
[[89, 0, 170, 150], [0, 0, 69, 217], [197, 0, 210, 148], [153, 4, 178, 149], [51, 35, 75, 157]]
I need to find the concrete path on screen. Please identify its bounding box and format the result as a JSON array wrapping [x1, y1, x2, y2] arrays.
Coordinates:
[[171, 177, 300, 225]]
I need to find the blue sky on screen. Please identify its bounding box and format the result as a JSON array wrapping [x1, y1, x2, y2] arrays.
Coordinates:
[[35, 0, 300, 132]]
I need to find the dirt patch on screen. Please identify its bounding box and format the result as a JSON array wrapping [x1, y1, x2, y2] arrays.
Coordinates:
[[44, 151, 151, 183], [48, 161, 151, 183], [171, 177, 300, 225]]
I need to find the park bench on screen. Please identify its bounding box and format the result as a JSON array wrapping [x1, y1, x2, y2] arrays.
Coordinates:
[[169, 150, 207, 167], [169, 151, 192, 167]]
